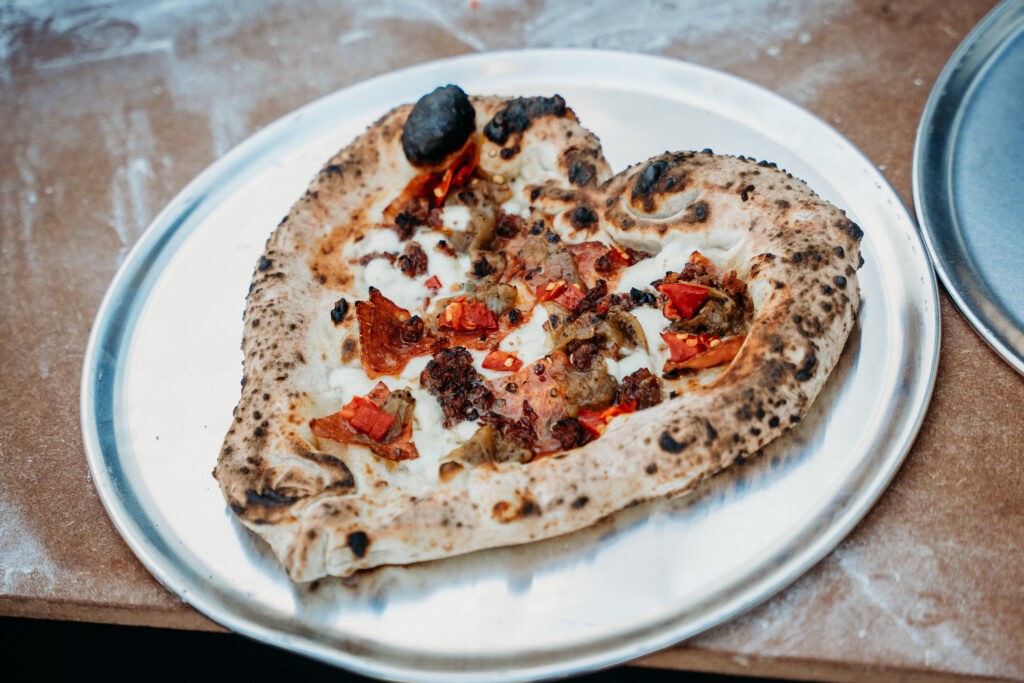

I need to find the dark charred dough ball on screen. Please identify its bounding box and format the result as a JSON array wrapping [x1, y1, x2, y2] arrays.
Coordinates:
[[401, 85, 476, 167]]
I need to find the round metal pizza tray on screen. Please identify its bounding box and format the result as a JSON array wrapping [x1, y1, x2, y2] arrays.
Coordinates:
[[82, 50, 939, 682], [914, 0, 1024, 375]]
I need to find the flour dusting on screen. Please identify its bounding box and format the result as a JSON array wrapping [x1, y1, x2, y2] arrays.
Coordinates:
[[692, 523, 1018, 678], [0, 498, 59, 593]]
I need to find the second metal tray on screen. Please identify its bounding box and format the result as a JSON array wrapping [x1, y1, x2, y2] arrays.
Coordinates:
[[915, 0, 1024, 374]]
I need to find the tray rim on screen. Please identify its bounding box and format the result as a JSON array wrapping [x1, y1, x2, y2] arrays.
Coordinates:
[[81, 48, 940, 682]]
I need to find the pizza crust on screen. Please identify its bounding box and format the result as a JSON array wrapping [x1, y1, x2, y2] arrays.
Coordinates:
[[214, 94, 862, 581]]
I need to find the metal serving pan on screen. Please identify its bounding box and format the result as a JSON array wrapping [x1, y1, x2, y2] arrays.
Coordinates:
[[82, 50, 939, 681], [914, 0, 1024, 374]]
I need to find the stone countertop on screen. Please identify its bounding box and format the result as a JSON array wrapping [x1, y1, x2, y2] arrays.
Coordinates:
[[2, 0, 1022, 679]]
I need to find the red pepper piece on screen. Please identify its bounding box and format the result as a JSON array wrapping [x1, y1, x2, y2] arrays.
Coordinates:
[[441, 300, 464, 327], [382, 142, 476, 221], [460, 301, 498, 331], [432, 143, 477, 205], [449, 151, 477, 187], [312, 382, 396, 443], [607, 246, 634, 266], [554, 282, 586, 311], [577, 401, 637, 438], [310, 382, 419, 460], [658, 282, 708, 319], [440, 299, 498, 332], [424, 274, 442, 291], [661, 332, 713, 363], [536, 279, 568, 303], [338, 396, 395, 441], [672, 335, 745, 370], [481, 349, 523, 372], [382, 172, 438, 222]]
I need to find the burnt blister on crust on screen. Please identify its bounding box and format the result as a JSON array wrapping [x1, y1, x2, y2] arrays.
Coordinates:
[[658, 430, 692, 453], [246, 487, 297, 507], [562, 145, 603, 187], [347, 531, 370, 558], [629, 154, 693, 213], [492, 493, 542, 522], [484, 95, 567, 146], [569, 206, 598, 229], [839, 218, 864, 241], [401, 85, 476, 167], [794, 352, 817, 381]]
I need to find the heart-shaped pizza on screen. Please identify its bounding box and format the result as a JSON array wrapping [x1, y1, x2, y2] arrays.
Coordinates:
[[214, 85, 863, 581]]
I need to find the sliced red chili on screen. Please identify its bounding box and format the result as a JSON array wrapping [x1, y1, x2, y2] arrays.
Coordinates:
[[424, 274, 442, 291], [339, 396, 394, 441], [661, 331, 711, 363], [673, 335, 745, 370], [481, 349, 523, 372], [382, 142, 477, 222], [607, 246, 634, 266], [440, 299, 498, 332], [382, 172, 437, 223], [536, 279, 567, 303], [658, 282, 708, 319], [432, 143, 477, 205], [554, 282, 586, 311], [577, 401, 637, 438]]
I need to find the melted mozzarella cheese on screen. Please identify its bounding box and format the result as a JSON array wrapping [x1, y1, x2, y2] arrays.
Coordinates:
[[604, 348, 654, 382], [419, 230, 471, 295], [614, 236, 694, 294], [614, 236, 748, 295], [631, 305, 671, 373], [351, 227, 401, 257], [403, 387, 480, 479], [441, 204, 472, 232], [399, 354, 432, 383], [498, 310, 550, 364], [348, 229, 470, 311], [328, 367, 392, 403], [361, 258, 423, 310], [501, 197, 532, 219]]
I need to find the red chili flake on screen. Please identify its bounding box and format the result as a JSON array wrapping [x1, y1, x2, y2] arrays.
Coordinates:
[[440, 299, 498, 332], [554, 282, 586, 311], [657, 282, 708, 319], [663, 335, 746, 371], [576, 401, 637, 438], [481, 349, 523, 372], [339, 396, 395, 441], [607, 246, 634, 266], [661, 332, 713, 363], [536, 279, 567, 303]]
